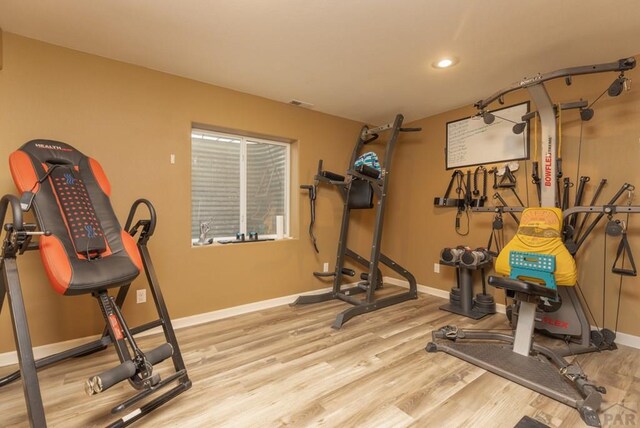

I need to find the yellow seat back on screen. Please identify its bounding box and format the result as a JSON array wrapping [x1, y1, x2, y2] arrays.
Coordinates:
[[494, 207, 577, 286]]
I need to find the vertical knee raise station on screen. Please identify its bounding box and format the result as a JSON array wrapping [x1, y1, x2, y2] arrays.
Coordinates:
[[427, 57, 637, 427], [294, 114, 420, 328], [0, 140, 191, 427]]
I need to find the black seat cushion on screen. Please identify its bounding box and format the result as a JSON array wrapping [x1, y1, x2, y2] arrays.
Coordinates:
[[488, 275, 557, 300]]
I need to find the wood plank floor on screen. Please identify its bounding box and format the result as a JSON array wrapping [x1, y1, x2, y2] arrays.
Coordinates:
[[1, 287, 639, 427]]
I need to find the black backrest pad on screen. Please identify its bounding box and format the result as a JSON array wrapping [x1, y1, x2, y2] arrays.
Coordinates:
[[347, 179, 374, 209], [18, 140, 140, 294]]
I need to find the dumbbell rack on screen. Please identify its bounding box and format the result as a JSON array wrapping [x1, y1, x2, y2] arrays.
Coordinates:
[[439, 258, 496, 320]]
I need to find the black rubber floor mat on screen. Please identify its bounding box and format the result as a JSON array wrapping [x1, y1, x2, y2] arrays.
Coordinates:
[[514, 415, 550, 428]]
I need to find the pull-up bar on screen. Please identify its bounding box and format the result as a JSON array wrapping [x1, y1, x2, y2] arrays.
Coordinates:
[[475, 57, 635, 111]]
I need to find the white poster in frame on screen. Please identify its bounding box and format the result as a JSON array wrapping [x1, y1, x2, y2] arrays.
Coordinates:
[[446, 102, 530, 169]]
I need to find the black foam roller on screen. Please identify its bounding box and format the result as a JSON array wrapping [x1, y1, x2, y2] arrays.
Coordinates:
[[146, 343, 174, 365]]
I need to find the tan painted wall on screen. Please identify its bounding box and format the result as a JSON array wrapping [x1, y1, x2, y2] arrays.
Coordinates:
[[383, 56, 640, 337], [0, 33, 364, 353], [1, 32, 639, 354]]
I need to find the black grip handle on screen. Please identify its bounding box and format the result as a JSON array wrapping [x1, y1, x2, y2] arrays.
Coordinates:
[[313, 271, 336, 277], [356, 164, 380, 179], [321, 170, 346, 181], [341, 268, 356, 277], [1, 194, 24, 232], [125, 198, 157, 238], [145, 343, 173, 364], [147, 343, 174, 365], [89, 360, 136, 394]]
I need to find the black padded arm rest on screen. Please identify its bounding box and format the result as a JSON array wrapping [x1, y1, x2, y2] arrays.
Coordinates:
[[488, 276, 557, 299], [355, 164, 381, 179], [320, 170, 345, 181]]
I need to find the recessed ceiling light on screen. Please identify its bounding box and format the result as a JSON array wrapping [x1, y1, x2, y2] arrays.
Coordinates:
[[433, 57, 458, 69]]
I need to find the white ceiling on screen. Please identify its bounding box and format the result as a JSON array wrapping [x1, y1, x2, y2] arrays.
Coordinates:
[[2, 1, 640, 124]]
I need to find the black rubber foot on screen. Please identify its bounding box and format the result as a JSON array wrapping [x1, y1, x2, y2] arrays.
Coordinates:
[[425, 342, 438, 353], [578, 405, 601, 427], [514, 415, 550, 428]]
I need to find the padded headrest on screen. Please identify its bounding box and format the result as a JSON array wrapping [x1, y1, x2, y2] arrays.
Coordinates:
[[9, 140, 142, 295], [495, 207, 577, 286]]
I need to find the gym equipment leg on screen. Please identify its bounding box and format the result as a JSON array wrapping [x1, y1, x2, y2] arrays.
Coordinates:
[[2, 258, 47, 427]]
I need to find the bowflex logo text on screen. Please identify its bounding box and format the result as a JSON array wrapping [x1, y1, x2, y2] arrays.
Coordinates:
[[544, 150, 553, 187]]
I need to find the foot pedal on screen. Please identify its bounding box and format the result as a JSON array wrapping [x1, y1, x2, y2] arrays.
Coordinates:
[[86, 360, 136, 395]]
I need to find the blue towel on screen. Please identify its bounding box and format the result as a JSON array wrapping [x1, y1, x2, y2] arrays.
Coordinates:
[[354, 151, 381, 171]]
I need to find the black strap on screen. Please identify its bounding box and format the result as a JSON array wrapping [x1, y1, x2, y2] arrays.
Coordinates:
[[300, 184, 319, 253], [486, 213, 503, 257], [473, 166, 487, 198], [612, 230, 637, 276], [444, 170, 464, 199], [455, 209, 469, 236], [486, 229, 499, 257], [434, 170, 466, 207]]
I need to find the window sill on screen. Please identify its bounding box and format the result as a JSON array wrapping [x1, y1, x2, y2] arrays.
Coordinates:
[[191, 237, 295, 248]]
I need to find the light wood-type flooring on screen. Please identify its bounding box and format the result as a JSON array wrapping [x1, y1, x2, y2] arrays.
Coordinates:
[[1, 287, 639, 427]]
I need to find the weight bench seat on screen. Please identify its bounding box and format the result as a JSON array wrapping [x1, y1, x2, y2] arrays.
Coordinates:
[[9, 140, 142, 295], [488, 276, 558, 300]]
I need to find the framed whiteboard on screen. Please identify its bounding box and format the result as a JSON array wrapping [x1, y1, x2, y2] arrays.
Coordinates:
[[446, 102, 530, 169]]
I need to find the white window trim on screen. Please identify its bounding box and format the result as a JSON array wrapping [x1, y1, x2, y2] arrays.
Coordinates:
[[240, 137, 247, 235], [191, 129, 290, 244]]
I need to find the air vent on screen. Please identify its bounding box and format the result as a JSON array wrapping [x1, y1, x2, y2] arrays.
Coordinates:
[[289, 99, 314, 109]]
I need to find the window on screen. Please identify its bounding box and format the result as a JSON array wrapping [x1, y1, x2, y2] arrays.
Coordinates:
[[191, 128, 290, 243]]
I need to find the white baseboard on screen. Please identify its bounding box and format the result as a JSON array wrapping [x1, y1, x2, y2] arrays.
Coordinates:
[[611, 331, 640, 349], [0, 286, 332, 368], [383, 276, 506, 314], [1, 277, 638, 367], [169, 285, 332, 331], [0, 334, 103, 368]]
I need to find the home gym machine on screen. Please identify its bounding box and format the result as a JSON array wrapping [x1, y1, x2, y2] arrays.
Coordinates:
[[427, 57, 637, 427], [0, 140, 191, 427], [294, 114, 420, 329], [476, 90, 637, 355]]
